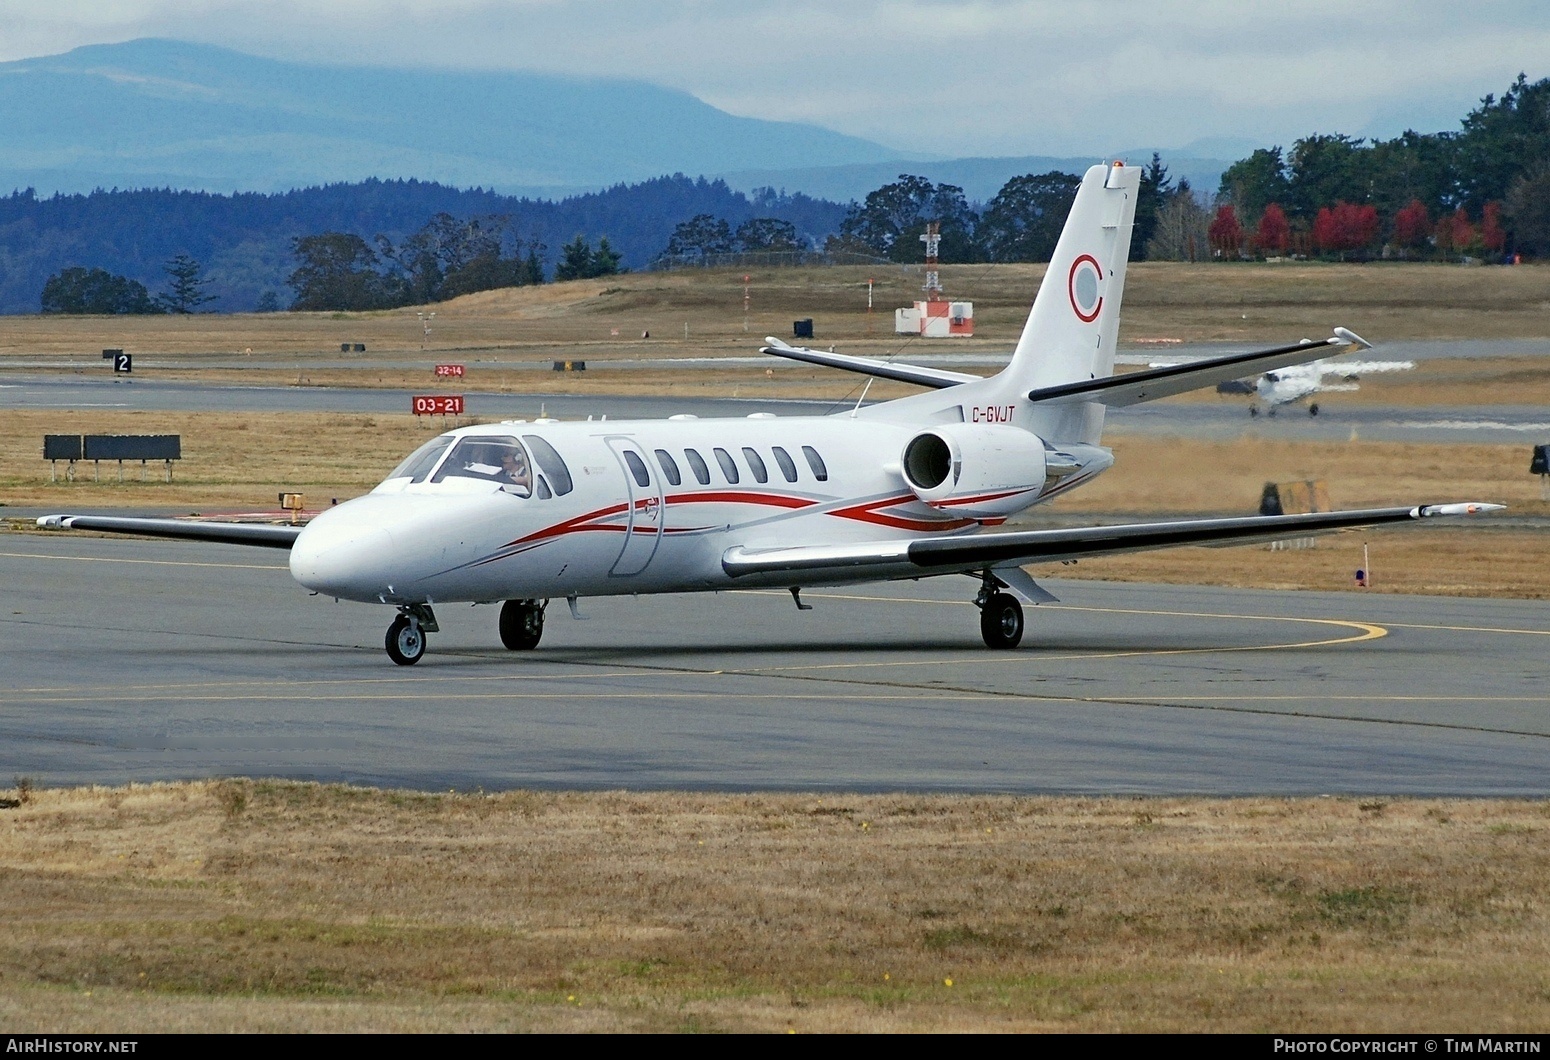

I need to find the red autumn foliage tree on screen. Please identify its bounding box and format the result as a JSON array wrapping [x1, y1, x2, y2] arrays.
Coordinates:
[[1208, 204, 1243, 258], [1481, 201, 1506, 253], [1313, 201, 1379, 257], [1254, 203, 1290, 254], [1436, 206, 1475, 256], [1392, 199, 1431, 253]]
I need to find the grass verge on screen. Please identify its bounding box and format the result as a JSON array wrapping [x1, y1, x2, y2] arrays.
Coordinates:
[[2, 782, 1548, 1031]]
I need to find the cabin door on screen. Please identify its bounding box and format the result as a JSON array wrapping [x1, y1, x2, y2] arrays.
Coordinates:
[[605, 437, 664, 576]]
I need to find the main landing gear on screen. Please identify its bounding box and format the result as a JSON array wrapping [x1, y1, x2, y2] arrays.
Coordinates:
[[499, 599, 545, 650], [385, 603, 439, 666], [974, 572, 1024, 650]]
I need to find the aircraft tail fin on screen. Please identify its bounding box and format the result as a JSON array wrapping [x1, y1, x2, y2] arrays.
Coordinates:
[[1002, 162, 1140, 442]]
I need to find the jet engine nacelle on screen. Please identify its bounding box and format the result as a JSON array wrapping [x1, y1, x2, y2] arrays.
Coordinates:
[[900, 424, 1047, 520]]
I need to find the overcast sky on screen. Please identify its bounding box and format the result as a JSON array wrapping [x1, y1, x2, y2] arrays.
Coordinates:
[[5, 1, 1546, 157]]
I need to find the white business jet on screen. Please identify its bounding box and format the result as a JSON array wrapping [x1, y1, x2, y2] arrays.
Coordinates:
[[38, 163, 1499, 664]]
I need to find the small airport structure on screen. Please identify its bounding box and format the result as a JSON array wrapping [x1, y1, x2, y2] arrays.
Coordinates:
[[895, 222, 973, 337]]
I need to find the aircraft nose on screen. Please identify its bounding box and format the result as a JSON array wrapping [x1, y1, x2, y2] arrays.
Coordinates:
[[289, 507, 397, 601]]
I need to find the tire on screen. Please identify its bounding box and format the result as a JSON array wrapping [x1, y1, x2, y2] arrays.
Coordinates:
[[499, 599, 544, 650], [979, 593, 1024, 649], [1249, 406, 1259, 418], [385, 615, 426, 666], [1309, 403, 1320, 416]]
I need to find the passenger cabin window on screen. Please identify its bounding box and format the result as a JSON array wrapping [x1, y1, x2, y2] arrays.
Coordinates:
[[713, 447, 740, 484], [522, 435, 573, 495], [386, 435, 452, 484], [623, 450, 651, 488], [684, 448, 711, 485], [654, 449, 681, 486], [432, 436, 536, 496], [802, 445, 829, 481], [742, 447, 768, 483], [771, 445, 799, 483]]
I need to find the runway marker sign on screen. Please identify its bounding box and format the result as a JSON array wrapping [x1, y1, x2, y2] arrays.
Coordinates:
[[413, 395, 464, 416], [434, 363, 465, 378]]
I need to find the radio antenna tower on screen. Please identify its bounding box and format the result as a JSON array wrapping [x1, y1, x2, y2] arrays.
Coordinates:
[[920, 222, 943, 303]]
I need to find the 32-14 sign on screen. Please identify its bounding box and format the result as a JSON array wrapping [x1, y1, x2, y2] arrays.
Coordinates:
[[434, 363, 465, 378], [413, 395, 465, 416]]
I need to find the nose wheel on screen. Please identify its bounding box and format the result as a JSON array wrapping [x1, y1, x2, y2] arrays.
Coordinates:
[[384, 604, 439, 666], [499, 599, 546, 650]]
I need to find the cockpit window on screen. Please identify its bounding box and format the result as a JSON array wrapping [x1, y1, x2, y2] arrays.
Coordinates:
[[432, 435, 535, 496], [522, 435, 573, 496], [386, 435, 453, 484]]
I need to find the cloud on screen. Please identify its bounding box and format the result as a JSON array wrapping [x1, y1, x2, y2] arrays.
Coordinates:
[[3, 0, 1546, 155]]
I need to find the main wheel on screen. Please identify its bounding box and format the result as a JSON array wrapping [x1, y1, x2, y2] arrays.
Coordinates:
[[979, 592, 1024, 649], [385, 615, 426, 666], [1249, 405, 1259, 418], [499, 599, 544, 650], [1308, 402, 1320, 416]]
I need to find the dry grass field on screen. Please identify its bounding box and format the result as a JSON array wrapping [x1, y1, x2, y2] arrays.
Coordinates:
[[2, 782, 1548, 1032], [0, 262, 1547, 394]]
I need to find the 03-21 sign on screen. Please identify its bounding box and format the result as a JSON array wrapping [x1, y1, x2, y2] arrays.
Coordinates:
[[412, 395, 465, 416]]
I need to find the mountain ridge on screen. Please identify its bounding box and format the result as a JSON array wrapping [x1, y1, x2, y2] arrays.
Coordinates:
[[0, 38, 914, 195]]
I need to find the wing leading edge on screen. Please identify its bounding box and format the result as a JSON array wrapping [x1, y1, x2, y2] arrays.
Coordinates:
[[721, 502, 1501, 578], [36, 515, 302, 549], [1027, 329, 1373, 407], [761, 337, 980, 390]]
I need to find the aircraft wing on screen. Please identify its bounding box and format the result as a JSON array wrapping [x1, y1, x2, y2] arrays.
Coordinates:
[[36, 514, 302, 549], [721, 502, 1500, 578], [761, 337, 981, 390], [1028, 328, 1372, 407]]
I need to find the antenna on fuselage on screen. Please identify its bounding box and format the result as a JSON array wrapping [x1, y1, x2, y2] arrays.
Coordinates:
[[851, 378, 874, 418]]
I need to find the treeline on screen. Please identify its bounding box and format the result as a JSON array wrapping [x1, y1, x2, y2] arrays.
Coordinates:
[[0, 175, 846, 313], [1206, 73, 1550, 261], [658, 171, 1096, 266]]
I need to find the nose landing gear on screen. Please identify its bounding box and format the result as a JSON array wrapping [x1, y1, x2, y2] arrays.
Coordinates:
[[974, 572, 1024, 649], [385, 604, 439, 666]]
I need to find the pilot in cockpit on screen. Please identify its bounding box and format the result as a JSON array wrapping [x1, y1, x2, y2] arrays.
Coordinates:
[[501, 449, 532, 497]]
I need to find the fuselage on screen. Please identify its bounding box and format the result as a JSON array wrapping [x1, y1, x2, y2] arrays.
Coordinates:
[[288, 411, 1108, 606]]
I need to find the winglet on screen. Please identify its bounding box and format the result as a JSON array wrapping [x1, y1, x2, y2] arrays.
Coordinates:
[[1333, 327, 1373, 350]]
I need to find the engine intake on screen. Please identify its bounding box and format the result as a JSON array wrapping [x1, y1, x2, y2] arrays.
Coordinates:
[[900, 424, 1047, 520]]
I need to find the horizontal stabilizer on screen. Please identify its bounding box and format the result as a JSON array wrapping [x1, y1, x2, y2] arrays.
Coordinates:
[[722, 502, 1502, 578], [761, 337, 980, 390], [36, 514, 302, 549], [1028, 330, 1372, 407]]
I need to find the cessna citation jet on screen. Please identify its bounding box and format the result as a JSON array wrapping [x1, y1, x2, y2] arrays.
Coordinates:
[[39, 162, 1500, 664]]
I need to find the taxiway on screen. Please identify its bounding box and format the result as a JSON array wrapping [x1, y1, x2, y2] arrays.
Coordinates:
[[3, 533, 1546, 795]]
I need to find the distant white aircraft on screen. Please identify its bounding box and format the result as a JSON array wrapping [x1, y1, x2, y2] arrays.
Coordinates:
[[38, 163, 1499, 664], [1244, 356, 1415, 416], [1125, 348, 1416, 416]]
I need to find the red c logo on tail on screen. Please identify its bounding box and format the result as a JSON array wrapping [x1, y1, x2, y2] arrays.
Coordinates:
[[1068, 254, 1103, 323]]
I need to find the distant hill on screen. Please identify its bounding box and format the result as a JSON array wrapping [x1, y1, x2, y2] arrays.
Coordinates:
[[0, 39, 910, 195]]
